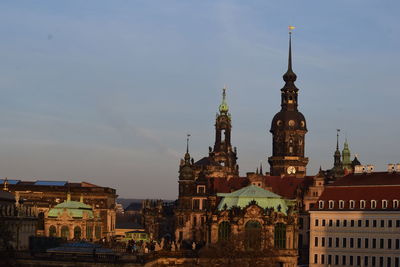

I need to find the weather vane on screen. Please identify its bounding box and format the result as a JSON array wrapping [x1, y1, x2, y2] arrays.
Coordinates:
[[288, 25, 296, 34]]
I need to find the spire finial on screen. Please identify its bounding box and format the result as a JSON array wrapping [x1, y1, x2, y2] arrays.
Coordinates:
[[283, 26, 297, 82], [219, 85, 229, 113], [186, 134, 190, 154], [259, 162, 263, 175], [3, 177, 9, 191], [336, 129, 340, 150]]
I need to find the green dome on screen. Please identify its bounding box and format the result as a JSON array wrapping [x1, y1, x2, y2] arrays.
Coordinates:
[[217, 185, 293, 215], [48, 200, 94, 219]]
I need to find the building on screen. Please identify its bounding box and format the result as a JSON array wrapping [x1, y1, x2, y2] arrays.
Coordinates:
[[0, 182, 37, 251], [0, 179, 117, 240], [309, 166, 400, 267], [45, 193, 102, 241]]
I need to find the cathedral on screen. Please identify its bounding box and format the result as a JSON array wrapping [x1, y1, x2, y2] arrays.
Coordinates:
[[143, 32, 360, 266]]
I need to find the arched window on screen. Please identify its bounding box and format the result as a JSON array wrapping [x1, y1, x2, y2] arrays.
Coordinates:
[[274, 223, 286, 249], [86, 225, 93, 240], [371, 200, 377, 209], [382, 200, 388, 209], [339, 200, 345, 209], [328, 200, 334, 209], [49, 225, 56, 237], [318, 201, 324, 209], [360, 200, 366, 209], [95, 225, 101, 239], [218, 221, 231, 242], [349, 200, 355, 209], [37, 212, 45, 230], [74, 226, 81, 240], [61, 226, 69, 239], [245, 221, 262, 250]]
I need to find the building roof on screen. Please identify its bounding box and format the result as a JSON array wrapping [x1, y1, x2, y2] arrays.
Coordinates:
[[0, 190, 15, 202], [210, 177, 249, 193], [264, 175, 313, 199], [312, 171, 400, 211], [217, 185, 292, 214], [48, 200, 95, 219]]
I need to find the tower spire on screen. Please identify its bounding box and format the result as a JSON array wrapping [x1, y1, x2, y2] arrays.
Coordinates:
[[283, 28, 297, 83], [218, 85, 229, 114], [336, 129, 340, 151], [184, 134, 191, 163]]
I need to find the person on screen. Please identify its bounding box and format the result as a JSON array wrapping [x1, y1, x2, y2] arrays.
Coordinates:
[[192, 241, 196, 250]]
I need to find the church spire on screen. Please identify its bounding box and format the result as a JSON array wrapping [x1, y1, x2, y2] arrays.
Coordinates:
[[283, 31, 297, 83], [219, 85, 229, 114], [184, 134, 191, 163]]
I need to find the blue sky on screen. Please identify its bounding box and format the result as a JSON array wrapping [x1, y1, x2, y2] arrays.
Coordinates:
[[0, 1, 399, 198]]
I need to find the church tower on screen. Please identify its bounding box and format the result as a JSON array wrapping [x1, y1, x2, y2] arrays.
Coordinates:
[[268, 31, 308, 177], [208, 87, 239, 177]]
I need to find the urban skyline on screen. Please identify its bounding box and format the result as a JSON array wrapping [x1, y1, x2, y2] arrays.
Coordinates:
[[0, 1, 399, 199]]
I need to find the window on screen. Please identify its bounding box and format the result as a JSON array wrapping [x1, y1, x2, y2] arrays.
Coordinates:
[[336, 219, 340, 227], [322, 219, 326, 226], [193, 216, 197, 226], [315, 237, 318, 247], [357, 238, 362, 248], [396, 257, 399, 267], [371, 200, 377, 209], [387, 257, 391, 267], [357, 256, 361, 266], [373, 238, 377, 249], [245, 221, 262, 250], [299, 218, 304, 229], [351, 220, 355, 227], [350, 238, 354, 248], [380, 238, 384, 249], [366, 220, 370, 227], [49, 225, 56, 237], [328, 237, 332, 247], [315, 219, 319, 226], [61, 226, 69, 239], [373, 220, 377, 227], [350, 200, 355, 209], [381, 220, 385, 227], [329, 200, 334, 209], [335, 255, 339, 265], [197, 185, 205, 194], [389, 220, 393, 228], [393, 200, 399, 209], [328, 255, 332, 265], [365, 238, 369, 248], [342, 255, 346, 265], [218, 221, 231, 242], [274, 223, 286, 249], [379, 257, 383, 267], [344, 220, 347, 227], [360, 200, 366, 209], [350, 256, 353, 265], [314, 254, 318, 264], [372, 256, 376, 266], [319, 200, 324, 209], [86, 225, 93, 240], [396, 239, 399, 249], [193, 199, 200, 210], [388, 239, 392, 249], [73, 226, 81, 240], [397, 220, 400, 227], [321, 255, 325, 264], [365, 256, 369, 266], [358, 220, 362, 227], [322, 237, 325, 247], [382, 200, 388, 209], [336, 237, 339, 247], [339, 200, 345, 209], [329, 219, 333, 227], [343, 237, 347, 248]]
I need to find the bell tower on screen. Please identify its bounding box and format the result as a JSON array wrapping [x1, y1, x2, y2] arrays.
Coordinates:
[[268, 30, 308, 177]]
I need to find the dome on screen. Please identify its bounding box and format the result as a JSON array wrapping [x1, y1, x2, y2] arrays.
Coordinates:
[[48, 200, 94, 219], [270, 110, 307, 132]]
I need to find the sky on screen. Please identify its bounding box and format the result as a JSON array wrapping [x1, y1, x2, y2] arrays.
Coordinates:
[[0, 0, 399, 199]]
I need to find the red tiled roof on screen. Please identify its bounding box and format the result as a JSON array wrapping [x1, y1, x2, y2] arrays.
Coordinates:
[[314, 186, 400, 211], [210, 177, 249, 193], [332, 172, 400, 186], [263, 176, 313, 199]]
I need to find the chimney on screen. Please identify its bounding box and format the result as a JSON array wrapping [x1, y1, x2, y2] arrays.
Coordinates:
[[388, 164, 395, 173], [366, 165, 374, 174], [354, 165, 365, 174]]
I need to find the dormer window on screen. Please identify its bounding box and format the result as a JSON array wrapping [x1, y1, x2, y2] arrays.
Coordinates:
[[328, 200, 334, 209], [349, 200, 355, 209], [339, 200, 344, 209], [318, 200, 324, 209], [382, 200, 388, 209], [393, 200, 399, 209], [360, 200, 366, 209], [197, 185, 206, 194], [371, 200, 377, 209]]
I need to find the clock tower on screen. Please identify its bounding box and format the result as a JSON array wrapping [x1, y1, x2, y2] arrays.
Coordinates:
[[268, 31, 308, 177]]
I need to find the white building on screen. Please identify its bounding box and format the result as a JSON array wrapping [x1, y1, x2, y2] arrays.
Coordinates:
[[309, 166, 400, 267]]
